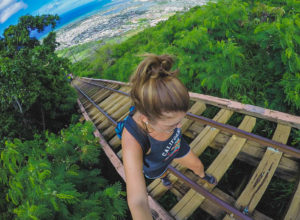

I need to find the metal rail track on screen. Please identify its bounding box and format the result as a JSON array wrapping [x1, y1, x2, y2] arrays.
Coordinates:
[[78, 78, 300, 159], [73, 77, 300, 220]]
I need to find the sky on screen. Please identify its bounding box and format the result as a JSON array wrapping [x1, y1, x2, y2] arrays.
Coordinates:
[[0, 0, 103, 35]]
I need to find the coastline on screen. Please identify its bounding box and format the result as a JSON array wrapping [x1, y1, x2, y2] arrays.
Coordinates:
[[55, 0, 207, 51]]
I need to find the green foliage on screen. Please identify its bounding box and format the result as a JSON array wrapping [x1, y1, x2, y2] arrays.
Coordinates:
[[257, 176, 296, 218], [0, 15, 77, 139], [290, 128, 300, 149], [0, 122, 126, 219], [75, 0, 300, 114], [57, 40, 103, 64]]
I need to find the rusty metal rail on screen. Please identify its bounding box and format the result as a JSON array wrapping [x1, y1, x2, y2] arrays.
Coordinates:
[[78, 78, 300, 159], [79, 79, 129, 96], [167, 166, 252, 220], [74, 84, 117, 127], [74, 83, 253, 220]]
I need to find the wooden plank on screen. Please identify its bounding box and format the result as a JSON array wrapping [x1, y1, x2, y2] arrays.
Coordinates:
[[155, 169, 273, 220], [189, 92, 300, 129], [80, 77, 300, 129], [81, 88, 103, 106], [87, 90, 115, 118], [87, 84, 119, 103], [207, 116, 256, 180], [109, 135, 121, 149], [80, 83, 119, 108], [284, 178, 300, 220], [94, 97, 130, 125], [77, 98, 174, 220], [81, 77, 130, 86], [98, 101, 131, 130], [235, 149, 282, 212], [79, 82, 99, 95], [185, 123, 299, 182], [227, 124, 291, 217], [79, 87, 102, 106], [92, 92, 130, 125], [100, 87, 131, 110], [102, 126, 116, 139], [89, 86, 130, 119], [237, 145, 299, 182], [168, 170, 273, 220], [181, 101, 206, 133], [202, 187, 273, 220], [191, 109, 233, 155], [92, 95, 127, 124], [102, 107, 129, 140], [170, 116, 256, 219], [99, 86, 131, 108]]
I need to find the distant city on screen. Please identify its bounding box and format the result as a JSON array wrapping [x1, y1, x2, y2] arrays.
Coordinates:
[[54, 0, 207, 50]]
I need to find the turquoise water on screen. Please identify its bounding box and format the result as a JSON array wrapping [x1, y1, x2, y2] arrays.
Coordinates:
[[33, 0, 116, 39], [57, 0, 112, 29]]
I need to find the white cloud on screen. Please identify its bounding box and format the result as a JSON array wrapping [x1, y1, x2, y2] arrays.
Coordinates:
[[0, 0, 14, 10], [35, 0, 99, 15], [0, 0, 27, 23]]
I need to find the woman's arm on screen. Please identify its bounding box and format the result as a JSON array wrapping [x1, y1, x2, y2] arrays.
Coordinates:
[[122, 128, 153, 220]]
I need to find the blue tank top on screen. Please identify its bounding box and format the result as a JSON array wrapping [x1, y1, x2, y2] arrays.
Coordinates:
[[124, 107, 183, 178]]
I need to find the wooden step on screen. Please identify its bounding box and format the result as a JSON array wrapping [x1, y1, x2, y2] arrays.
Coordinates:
[[170, 115, 256, 219], [185, 122, 299, 182], [223, 124, 291, 220], [170, 170, 272, 220], [89, 86, 130, 119], [74, 77, 300, 220], [284, 178, 300, 220], [181, 101, 206, 133], [94, 97, 131, 125]]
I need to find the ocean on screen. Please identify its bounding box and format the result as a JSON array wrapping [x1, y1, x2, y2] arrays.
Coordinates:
[[32, 0, 115, 39], [56, 0, 112, 30]]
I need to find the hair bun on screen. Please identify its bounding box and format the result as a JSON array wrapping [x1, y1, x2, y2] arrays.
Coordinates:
[[160, 56, 172, 72], [132, 54, 178, 83], [147, 54, 177, 79]]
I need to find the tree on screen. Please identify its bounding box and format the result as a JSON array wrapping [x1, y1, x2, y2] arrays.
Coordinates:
[[0, 15, 77, 139]]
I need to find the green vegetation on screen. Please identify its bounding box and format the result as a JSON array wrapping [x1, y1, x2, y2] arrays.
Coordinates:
[[69, 0, 299, 218], [0, 15, 77, 140], [73, 0, 300, 115], [258, 176, 297, 218], [1, 0, 299, 219], [56, 40, 103, 63], [0, 15, 127, 219], [0, 121, 126, 219], [138, 18, 148, 24]]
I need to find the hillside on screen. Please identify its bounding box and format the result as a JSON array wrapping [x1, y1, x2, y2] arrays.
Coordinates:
[[71, 0, 299, 115]]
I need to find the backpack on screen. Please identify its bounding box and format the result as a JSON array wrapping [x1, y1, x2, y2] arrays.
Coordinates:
[[115, 106, 150, 156]]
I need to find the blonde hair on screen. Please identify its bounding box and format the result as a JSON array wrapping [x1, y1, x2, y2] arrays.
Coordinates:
[[130, 54, 190, 122]]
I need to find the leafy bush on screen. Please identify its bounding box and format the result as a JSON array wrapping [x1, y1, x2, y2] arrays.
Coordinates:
[[0, 122, 127, 220], [0, 15, 77, 139]]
